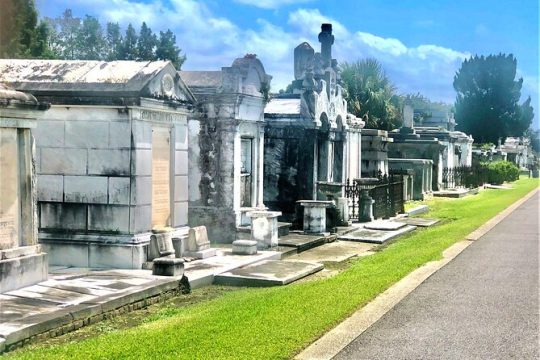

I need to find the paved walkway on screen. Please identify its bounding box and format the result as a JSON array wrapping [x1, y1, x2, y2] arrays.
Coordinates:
[[335, 192, 539, 360]]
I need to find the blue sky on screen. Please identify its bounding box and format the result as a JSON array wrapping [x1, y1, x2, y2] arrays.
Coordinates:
[[37, 0, 539, 128]]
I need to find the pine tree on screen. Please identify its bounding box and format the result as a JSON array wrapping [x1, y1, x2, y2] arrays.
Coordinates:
[[18, 0, 39, 56], [118, 24, 138, 60], [76, 15, 105, 60], [155, 30, 186, 69], [137, 22, 157, 61], [0, 0, 53, 58], [31, 22, 55, 58], [105, 22, 122, 60], [56, 9, 82, 59]]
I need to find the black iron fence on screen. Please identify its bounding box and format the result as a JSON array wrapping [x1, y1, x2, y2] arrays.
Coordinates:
[[345, 171, 405, 221], [441, 165, 488, 189]]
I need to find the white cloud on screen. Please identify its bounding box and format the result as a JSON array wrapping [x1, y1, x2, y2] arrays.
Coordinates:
[[234, 0, 315, 10], [38, 1, 537, 123], [355, 32, 408, 57]]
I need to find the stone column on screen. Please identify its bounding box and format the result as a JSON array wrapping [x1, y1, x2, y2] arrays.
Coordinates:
[[318, 137, 329, 182], [256, 124, 265, 208], [247, 210, 282, 249], [0, 85, 49, 293], [297, 200, 334, 234], [422, 164, 428, 194]]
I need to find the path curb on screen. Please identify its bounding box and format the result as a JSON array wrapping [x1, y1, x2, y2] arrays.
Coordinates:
[[295, 187, 539, 360], [466, 187, 539, 240]]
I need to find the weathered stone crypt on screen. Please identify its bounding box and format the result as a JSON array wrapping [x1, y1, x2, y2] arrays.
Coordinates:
[[0, 60, 195, 269], [181, 56, 272, 243], [264, 24, 364, 224]]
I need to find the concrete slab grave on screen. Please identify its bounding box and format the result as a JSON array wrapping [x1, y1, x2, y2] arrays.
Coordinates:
[[278, 233, 327, 252], [364, 220, 407, 231], [287, 241, 376, 263], [213, 260, 324, 286], [338, 225, 416, 244], [0, 268, 181, 353], [406, 205, 429, 216], [396, 218, 440, 227], [182, 248, 281, 288]]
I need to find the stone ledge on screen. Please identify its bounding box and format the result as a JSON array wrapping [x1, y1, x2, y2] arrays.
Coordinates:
[[0, 245, 41, 260]]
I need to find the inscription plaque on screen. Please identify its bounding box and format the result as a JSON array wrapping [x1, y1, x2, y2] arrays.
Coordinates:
[[151, 127, 171, 228], [0, 128, 19, 250]]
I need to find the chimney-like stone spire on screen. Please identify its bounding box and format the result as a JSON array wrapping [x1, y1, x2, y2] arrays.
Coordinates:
[[318, 23, 334, 68]]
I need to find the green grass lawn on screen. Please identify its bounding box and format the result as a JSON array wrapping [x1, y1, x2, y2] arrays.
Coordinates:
[[8, 178, 539, 360]]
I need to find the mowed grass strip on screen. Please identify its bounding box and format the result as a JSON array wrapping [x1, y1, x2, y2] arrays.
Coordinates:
[[8, 178, 539, 360]]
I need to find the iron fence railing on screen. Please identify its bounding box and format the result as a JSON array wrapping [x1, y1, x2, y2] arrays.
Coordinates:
[[441, 165, 488, 189], [345, 171, 405, 221]]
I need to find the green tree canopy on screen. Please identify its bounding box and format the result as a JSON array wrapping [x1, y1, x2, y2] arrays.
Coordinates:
[[52, 9, 82, 59], [1, 4, 188, 72], [453, 54, 532, 143], [76, 15, 105, 60], [526, 128, 540, 154], [0, 0, 53, 58], [137, 22, 157, 61], [118, 23, 138, 60], [105, 22, 122, 60], [156, 30, 186, 70], [514, 96, 534, 137], [341, 58, 401, 130]]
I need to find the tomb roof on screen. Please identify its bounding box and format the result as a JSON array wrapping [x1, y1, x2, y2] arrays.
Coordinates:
[[264, 97, 302, 116], [179, 71, 223, 88], [0, 59, 167, 88], [0, 59, 195, 105]]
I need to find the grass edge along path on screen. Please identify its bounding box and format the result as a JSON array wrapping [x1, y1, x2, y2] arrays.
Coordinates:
[[8, 178, 539, 360]]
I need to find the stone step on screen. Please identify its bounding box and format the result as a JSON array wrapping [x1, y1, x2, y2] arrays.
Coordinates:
[[236, 222, 292, 237], [275, 246, 297, 259], [278, 222, 292, 237], [213, 260, 323, 287], [278, 233, 327, 253]]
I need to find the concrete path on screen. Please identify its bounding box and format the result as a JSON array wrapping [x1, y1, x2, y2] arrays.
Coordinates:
[[334, 192, 539, 360]]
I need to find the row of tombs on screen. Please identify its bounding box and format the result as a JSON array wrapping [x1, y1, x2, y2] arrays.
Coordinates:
[[0, 24, 474, 292]]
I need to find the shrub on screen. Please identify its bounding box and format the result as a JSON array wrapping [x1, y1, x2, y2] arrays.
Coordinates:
[[486, 161, 520, 184]]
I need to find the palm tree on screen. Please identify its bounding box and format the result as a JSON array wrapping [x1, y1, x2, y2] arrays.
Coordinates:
[[341, 58, 401, 130]]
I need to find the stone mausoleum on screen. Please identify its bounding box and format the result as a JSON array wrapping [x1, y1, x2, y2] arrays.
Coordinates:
[[389, 105, 473, 190], [0, 84, 49, 292], [0, 60, 195, 269], [264, 24, 363, 222], [181, 55, 272, 243]]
